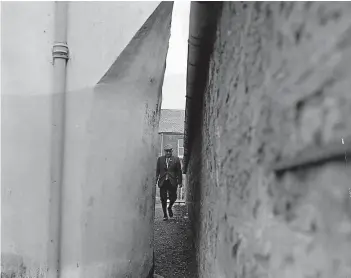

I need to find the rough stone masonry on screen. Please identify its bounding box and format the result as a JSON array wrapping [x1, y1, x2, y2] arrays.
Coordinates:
[[186, 2, 351, 278]]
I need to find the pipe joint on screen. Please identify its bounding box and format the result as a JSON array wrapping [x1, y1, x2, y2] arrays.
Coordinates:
[[52, 42, 69, 60]]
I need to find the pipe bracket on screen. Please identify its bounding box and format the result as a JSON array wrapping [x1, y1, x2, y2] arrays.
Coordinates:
[[52, 42, 69, 60]]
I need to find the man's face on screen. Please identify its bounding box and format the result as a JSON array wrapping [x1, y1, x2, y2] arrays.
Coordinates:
[[165, 149, 172, 158]]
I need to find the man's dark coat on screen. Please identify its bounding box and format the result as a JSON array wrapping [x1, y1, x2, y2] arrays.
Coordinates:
[[156, 155, 182, 188]]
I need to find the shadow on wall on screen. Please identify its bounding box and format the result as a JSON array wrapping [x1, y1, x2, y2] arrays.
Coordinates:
[[1, 2, 173, 278]]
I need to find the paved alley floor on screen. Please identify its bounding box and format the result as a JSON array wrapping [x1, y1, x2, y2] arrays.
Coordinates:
[[154, 203, 198, 278]]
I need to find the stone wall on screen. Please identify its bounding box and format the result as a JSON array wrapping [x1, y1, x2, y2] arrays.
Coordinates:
[[187, 2, 351, 278]]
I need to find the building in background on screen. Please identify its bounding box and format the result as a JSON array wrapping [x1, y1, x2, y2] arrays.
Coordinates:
[[157, 109, 186, 201], [158, 109, 185, 160]]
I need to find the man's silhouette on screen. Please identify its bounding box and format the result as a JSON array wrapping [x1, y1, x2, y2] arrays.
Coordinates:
[[156, 144, 183, 220]]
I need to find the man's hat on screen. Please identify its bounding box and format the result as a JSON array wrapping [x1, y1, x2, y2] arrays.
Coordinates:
[[164, 144, 173, 150]]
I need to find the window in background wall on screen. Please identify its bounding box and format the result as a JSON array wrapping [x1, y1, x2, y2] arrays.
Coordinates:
[[178, 138, 184, 158]]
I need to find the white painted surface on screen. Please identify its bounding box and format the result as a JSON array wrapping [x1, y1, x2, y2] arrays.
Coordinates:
[[1, 2, 55, 96], [66, 1, 160, 92], [1, 2, 164, 276], [1, 3, 55, 271]]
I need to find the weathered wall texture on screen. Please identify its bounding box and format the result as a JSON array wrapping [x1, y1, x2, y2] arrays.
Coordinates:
[[2, 1, 172, 277], [187, 2, 351, 278]]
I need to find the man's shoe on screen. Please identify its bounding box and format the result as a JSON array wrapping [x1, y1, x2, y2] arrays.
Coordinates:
[[163, 216, 168, 221], [168, 207, 173, 218]]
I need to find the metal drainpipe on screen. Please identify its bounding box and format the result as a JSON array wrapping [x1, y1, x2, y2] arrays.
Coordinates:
[[48, 2, 69, 278], [183, 2, 221, 174]]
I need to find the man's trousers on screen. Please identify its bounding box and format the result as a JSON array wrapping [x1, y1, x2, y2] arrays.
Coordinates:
[[159, 180, 177, 215]]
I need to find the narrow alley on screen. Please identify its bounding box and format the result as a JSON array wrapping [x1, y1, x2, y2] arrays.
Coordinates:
[[2, 1, 351, 278], [154, 203, 197, 278]]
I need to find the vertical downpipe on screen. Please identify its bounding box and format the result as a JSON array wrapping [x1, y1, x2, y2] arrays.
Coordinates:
[[48, 2, 69, 278]]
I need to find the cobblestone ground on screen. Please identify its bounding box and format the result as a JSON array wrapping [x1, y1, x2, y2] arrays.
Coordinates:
[[154, 203, 198, 278]]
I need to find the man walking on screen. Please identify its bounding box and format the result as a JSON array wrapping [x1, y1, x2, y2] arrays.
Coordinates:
[[156, 144, 183, 221]]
